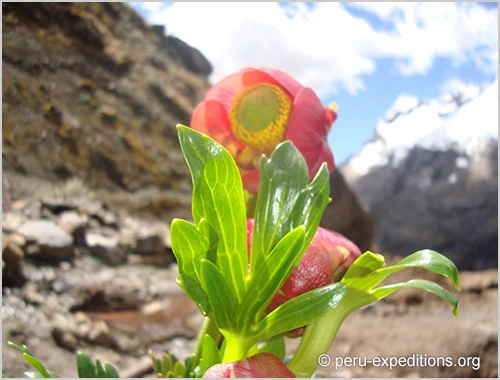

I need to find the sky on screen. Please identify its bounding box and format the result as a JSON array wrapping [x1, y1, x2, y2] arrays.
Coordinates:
[[129, 2, 498, 165]]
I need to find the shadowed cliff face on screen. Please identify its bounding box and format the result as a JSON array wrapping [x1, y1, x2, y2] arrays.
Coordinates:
[[2, 2, 211, 193], [339, 79, 498, 271]]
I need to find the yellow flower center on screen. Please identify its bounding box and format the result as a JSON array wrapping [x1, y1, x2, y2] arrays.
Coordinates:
[[229, 84, 292, 152]]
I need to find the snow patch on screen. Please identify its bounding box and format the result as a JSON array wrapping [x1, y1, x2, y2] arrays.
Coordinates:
[[415, 79, 498, 154], [378, 99, 446, 151], [385, 95, 421, 122], [349, 139, 389, 176], [448, 172, 458, 184], [455, 156, 469, 169]]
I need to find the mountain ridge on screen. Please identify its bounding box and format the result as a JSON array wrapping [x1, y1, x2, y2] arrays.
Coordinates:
[[342, 78, 498, 183], [339, 78, 498, 270]]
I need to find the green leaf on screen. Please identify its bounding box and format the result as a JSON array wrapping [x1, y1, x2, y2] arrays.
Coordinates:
[[250, 142, 309, 269], [197, 334, 222, 376], [288, 164, 330, 247], [95, 359, 104, 377], [375, 249, 461, 291], [22, 354, 51, 378], [177, 125, 247, 302], [342, 251, 386, 284], [240, 226, 305, 327], [76, 352, 97, 378], [7, 343, 59, 378], [8, 341, 34, 356], [176, 274, 211, 317], [374, 279, 459, 317], [161, 354, 174, 375], [184, 355, 196, 378], [173, 361, 186, 377], [288, 250, 461, 377], [170, 218, 217, 282], [199, 259, 238, 329], [103, 362, 120, 378], [258, 334, 286, 360], [250, 142, 330, 274], [339, 250, 460, 314], [253, 282, 347, 343], [149, 351, 161, 374]]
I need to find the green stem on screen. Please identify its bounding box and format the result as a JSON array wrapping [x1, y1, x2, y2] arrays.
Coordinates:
[[287, 307, 349, 377], [221, 332, 250, 363], [193, 317, 221, 365]]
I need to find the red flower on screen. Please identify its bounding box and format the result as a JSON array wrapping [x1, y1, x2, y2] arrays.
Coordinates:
[[247, 219, 361, 335], [191, 67, 337, 193], [202, 353, 295, 378]]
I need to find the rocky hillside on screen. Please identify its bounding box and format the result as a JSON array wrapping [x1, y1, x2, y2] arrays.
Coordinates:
[[2, 2, 211, 210], [341, 79, 498, 270]]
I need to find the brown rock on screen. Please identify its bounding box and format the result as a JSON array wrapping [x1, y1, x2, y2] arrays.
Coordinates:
[[2, 239, 26, 287], [320, 170, 375, 252], [133, 222, 170, 262], [52, 327, 78, 352]]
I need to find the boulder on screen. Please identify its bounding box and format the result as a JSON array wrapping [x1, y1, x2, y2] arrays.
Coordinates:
[[2, 235, 26, 287], [320, 170, 375, 253], [85, 232, 127, 266], [16, 220, 74, 263], [58, 211, 88, 246]]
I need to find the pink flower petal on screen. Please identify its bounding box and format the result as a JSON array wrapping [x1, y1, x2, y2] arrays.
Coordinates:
[[241, 169, 261, 194], [305, 140, 335, 179], [191, 99, 246, 150], [259, 67, 304, 97], [324, 107, 338, 126], [285, 88, 335, 176]]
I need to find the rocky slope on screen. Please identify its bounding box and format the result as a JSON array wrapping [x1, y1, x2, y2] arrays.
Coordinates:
[[341, 79, 498, 270], [2, 2, 211, 206]]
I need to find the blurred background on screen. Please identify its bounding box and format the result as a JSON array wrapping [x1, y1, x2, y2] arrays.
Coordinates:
[[2, 2, 498, 378]]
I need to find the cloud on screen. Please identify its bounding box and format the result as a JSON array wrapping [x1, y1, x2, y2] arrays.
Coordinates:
[[351, 2, 498, 76], [139, 2, 498, 97]]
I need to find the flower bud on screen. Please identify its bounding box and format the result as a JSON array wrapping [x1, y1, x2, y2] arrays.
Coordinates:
[[247, 219, 361, 335], [202, 353, 295, 378]]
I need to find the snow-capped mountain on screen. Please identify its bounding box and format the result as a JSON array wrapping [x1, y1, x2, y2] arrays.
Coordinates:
[[340, 79, 498, 270], [343, 79, 497, 183]]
